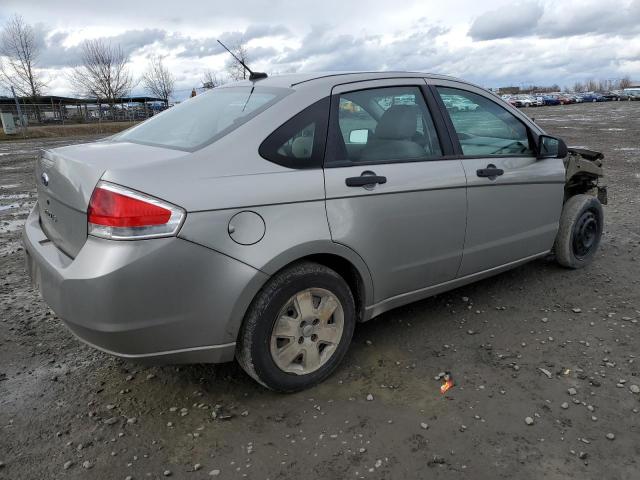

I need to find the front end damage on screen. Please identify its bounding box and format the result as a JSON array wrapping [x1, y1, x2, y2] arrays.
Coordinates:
[[564, 148, 607, 205]]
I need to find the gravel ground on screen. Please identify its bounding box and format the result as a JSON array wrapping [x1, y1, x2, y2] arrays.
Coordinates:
[[1, 102, 639, 480]]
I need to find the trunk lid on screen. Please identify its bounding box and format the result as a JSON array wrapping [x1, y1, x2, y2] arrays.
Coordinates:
[[36, 140, 187, 257]]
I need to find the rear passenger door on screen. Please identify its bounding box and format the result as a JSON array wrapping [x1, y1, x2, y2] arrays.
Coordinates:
[[323, 79, 468, 304], [430, 81, 565, 276]]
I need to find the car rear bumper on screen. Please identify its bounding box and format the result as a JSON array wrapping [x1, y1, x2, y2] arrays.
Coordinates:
[[23, 205, 267, 364]]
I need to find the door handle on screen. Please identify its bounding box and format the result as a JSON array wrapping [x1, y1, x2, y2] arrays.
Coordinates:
[[476, 165, 504, 179], [345, 171, 387, 187]]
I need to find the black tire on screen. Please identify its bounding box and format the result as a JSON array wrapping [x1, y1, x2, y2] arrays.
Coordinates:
[[236, 261, 355, 392], [554, 194, 604, 269]]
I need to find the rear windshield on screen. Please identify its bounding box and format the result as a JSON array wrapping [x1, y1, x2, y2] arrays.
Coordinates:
[[114, 86, 290, 151]]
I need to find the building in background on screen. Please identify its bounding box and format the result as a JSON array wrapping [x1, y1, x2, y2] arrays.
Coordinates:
[[624, 81, 640, 92]]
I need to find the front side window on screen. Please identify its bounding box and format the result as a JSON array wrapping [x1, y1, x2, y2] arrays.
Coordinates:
[[327, 86, 442, 165], [437, 87, 533, 157], [115, 86, 290, 151]]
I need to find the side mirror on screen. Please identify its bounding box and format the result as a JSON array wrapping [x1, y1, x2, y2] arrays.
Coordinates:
[[349, 129, 369, 144], [537, 134, 567, 159]]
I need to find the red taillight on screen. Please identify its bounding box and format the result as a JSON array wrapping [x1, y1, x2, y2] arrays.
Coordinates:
[[87, 182, 185, 240], [88, 187, 171, 227]]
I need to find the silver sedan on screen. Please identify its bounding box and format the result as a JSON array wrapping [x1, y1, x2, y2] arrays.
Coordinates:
[[24, 72, 605, 391]]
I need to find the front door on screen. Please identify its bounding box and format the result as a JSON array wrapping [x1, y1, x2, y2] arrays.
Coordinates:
[[323, 80, 467, 304], [432, 83, 565, 276]]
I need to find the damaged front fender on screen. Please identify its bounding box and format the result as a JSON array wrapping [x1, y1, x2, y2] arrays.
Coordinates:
[[564, 148, 607, 204]]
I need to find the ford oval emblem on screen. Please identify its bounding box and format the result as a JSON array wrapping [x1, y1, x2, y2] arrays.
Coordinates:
[[41, 172, 49, 187]]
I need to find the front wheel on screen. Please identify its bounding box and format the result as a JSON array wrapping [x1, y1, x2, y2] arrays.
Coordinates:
[[236, 262, 355, 392], [554, 194, 604, 269]]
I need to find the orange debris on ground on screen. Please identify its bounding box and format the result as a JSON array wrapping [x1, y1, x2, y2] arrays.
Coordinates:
[[440, 373, 454, 394]]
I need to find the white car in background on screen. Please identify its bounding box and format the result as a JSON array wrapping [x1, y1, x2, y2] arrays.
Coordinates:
[[513, 95, 537, 107]]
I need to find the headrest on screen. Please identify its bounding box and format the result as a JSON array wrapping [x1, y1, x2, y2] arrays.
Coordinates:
[[291, 136, 313, 159], [375, 105, 418, 140]]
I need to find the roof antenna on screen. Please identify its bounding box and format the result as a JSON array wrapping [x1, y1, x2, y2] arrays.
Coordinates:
[[217, 40, 267, 81]]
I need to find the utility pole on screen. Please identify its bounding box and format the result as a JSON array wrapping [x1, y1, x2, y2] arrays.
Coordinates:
[[11, 86, 26, 135]]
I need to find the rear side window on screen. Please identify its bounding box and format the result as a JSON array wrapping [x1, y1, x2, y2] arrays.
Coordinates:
[[326, 86, 442, 166], [115, 86, 290, 151], [259, 97, 330, 169], [437, 87, 533, 157]]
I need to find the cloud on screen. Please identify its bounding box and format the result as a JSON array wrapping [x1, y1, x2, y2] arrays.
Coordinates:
[[243, 24, 290, 41], [468, 1, 544, 40], [266, 23, 637, 93], [536, 0, 640, 38], [112, 29, 167, 56], [2, 0, 638, 99], [271, 21, 448, 72], [469, 0, 640, 41], [172, 24, 290, 58], [36, 28, 166, 67]]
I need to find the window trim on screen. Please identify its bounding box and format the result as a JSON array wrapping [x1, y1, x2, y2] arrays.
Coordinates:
[[258, 97, 330, 169], [430, 84, 538, 160], [323, 84, 448, 168]]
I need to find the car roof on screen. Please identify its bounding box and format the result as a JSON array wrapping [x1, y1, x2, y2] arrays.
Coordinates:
[[225, 71, 478, 92]]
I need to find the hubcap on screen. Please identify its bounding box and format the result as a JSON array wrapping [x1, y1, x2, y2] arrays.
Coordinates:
[[270, 288, 344, 375], [572, 209, 599, 259]]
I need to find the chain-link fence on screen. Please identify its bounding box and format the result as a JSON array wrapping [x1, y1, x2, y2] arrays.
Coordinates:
[[0, 97, 169, 127], [0, 86, 221, 132]]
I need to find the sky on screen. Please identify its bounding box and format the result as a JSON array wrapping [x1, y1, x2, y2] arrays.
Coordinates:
[[1, 0, 639, 100]]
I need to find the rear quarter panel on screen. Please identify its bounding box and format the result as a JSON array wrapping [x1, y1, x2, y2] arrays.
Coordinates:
[[177, 169, 375, 308], [178, 168, 328, 270]]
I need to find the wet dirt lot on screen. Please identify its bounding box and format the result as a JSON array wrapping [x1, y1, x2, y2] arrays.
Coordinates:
[[1, 102, 639, 479]]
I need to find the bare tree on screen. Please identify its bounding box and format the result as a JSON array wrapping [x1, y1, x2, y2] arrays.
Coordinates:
[[585, 78, 598, 92], [0, 15, 45, 97], [69, 39, 135, 109], [0, 14, 46, 122], [596, 79, 611, 92], [224, 40, 249, 81], [142, 55, 174, 105], [202, 69, 223, 89], [618, 75, 632, 89]]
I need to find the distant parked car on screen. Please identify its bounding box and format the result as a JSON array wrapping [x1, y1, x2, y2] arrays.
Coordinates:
[[542, 95, 561, 106], [612, 90, 631, 101], [601, 92, 620, 101], [579, 92, 605, 102], [442, 96, 478, 111], [513, 94, 535, 107], [558, 95, 575, 105]]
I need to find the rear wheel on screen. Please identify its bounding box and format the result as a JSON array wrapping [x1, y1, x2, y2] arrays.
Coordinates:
[[554, 194, 603, 268], [236, 262, 355, 392]]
